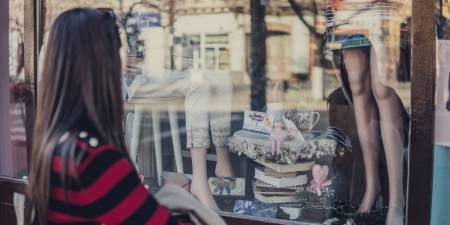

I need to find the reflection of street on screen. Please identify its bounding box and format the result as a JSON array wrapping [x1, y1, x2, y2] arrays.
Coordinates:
[[7, 103, 28, 177], [8, 0, 27, 178], [10, 105, 26, 143]]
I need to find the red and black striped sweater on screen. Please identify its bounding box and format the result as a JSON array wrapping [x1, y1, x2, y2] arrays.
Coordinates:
[[48, 130, 191, 225]]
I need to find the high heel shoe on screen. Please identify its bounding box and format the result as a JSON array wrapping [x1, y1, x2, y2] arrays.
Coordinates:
[[374, 195, 384, 210], [331, 200, 387, 225], [359, 192, 383, 213], [355, 195, 388, 225]]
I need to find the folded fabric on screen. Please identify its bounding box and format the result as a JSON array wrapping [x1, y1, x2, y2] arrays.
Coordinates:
[[155, 184, 226, 225]]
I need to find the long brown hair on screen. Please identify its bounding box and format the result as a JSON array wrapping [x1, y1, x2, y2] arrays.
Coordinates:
[[27, 8, 126, 225]]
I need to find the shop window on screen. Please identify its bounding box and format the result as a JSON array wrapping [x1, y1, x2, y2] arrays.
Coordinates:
[[36, 0, 417, 224], [175, 34, 229, 70]]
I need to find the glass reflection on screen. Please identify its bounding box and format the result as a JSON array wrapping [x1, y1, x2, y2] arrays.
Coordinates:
[[0, 0, 28, 178], [40, 0, 412, 224]]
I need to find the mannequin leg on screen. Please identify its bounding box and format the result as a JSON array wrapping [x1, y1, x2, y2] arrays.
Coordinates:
[[184, 74, 218, 209], [207, 71, 234, 177], [190, 147, 219, 209], [215, 146, 235, 177], [370, 48, 405, 225], [342, 48, 382, 212], [131, 69, 219, 208]]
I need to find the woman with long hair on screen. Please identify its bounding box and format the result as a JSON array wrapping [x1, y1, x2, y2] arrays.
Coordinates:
[[26, 8, 216, 225]]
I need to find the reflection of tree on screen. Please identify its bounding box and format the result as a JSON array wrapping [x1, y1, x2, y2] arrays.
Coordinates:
[[123, 0, 177, 68], [40, 0, 47, 52], [288, 0, 326, 68], [9, 0, 25, 80], [250, 0, 267, 111]]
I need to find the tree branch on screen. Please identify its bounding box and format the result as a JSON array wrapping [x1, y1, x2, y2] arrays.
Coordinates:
[[128, 0, 166, 14], [287, 0, 319, 37], [311, 0, 319, 16], [311, 0, 318, 29], [288, 0, 326, 66]]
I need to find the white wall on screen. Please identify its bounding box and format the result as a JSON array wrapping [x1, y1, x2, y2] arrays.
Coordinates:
[[265, 15, 310, 75], [137, 11, 311, 83], [288, 16, 310, 74]]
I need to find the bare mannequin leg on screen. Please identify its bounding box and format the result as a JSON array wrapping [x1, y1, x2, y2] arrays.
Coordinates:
[[184, 75, 218, 209], [370, 48, 405, 225], [208, 71, 234, 178], [132, 68, 221, 208], [190, 147, 219, 210], [342, 48, 382, 212], [215, 146, 235, 177]]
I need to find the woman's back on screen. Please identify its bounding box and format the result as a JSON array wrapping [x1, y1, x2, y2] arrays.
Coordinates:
[[27, 8, 195, 225], [47, 125, 184, 225]]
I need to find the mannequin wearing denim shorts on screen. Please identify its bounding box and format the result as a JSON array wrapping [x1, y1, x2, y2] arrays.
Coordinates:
[[326, 1, 411, 224]]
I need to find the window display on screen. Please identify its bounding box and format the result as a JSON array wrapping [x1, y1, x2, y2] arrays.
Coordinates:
[[325, 0, 411, 224], [36, 0, 414, 224], [432, 3, 450, 223]]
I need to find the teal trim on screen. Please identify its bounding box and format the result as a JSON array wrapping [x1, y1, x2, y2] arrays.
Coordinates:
[[431, 145, 450, 225], [341, 37, 372, 49]]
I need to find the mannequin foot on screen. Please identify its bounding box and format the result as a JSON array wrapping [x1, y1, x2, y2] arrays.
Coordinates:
[[215, 146, 235, 177], [358, 185, 381, 212], [191, 177, 219, 210], [385, 206, 404, 225]]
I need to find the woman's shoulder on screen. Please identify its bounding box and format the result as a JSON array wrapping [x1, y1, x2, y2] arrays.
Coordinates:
[[75, 130, 117, 152], [51, 129, 129, 182], [53, 129, 124, 167]]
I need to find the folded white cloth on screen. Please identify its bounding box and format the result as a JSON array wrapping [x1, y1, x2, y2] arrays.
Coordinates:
[[155, 184, 226, 225]]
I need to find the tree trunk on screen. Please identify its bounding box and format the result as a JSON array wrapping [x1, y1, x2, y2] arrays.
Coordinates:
[[250, 0, 267, 112], [39, 0, 46, 50], [168, 0, 175, 69]]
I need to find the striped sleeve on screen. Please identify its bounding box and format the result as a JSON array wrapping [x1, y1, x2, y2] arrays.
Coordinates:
[[49, 143, 185, 225]]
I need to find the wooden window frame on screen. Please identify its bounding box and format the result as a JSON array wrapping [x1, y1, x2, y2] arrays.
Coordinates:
[[0, 0, 436, 224]]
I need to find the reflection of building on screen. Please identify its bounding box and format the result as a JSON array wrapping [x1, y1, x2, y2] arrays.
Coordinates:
[[6, 0, 28, 177], [9, 0, 25, 80], [132, 0, 312, 83], [41, 0, 313, 83]]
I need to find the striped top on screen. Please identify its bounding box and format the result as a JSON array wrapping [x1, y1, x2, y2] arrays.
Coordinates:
[[48, 131, 192, 225]]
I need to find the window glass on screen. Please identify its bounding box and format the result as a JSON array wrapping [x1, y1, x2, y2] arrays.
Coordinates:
[[205, 47, 216, 70], [186, 34, 202, 69], [40, 0, 413, 224], [218, 47, 230, 70], [0, 0, 28, 178], [432, 1, 450, 224]]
